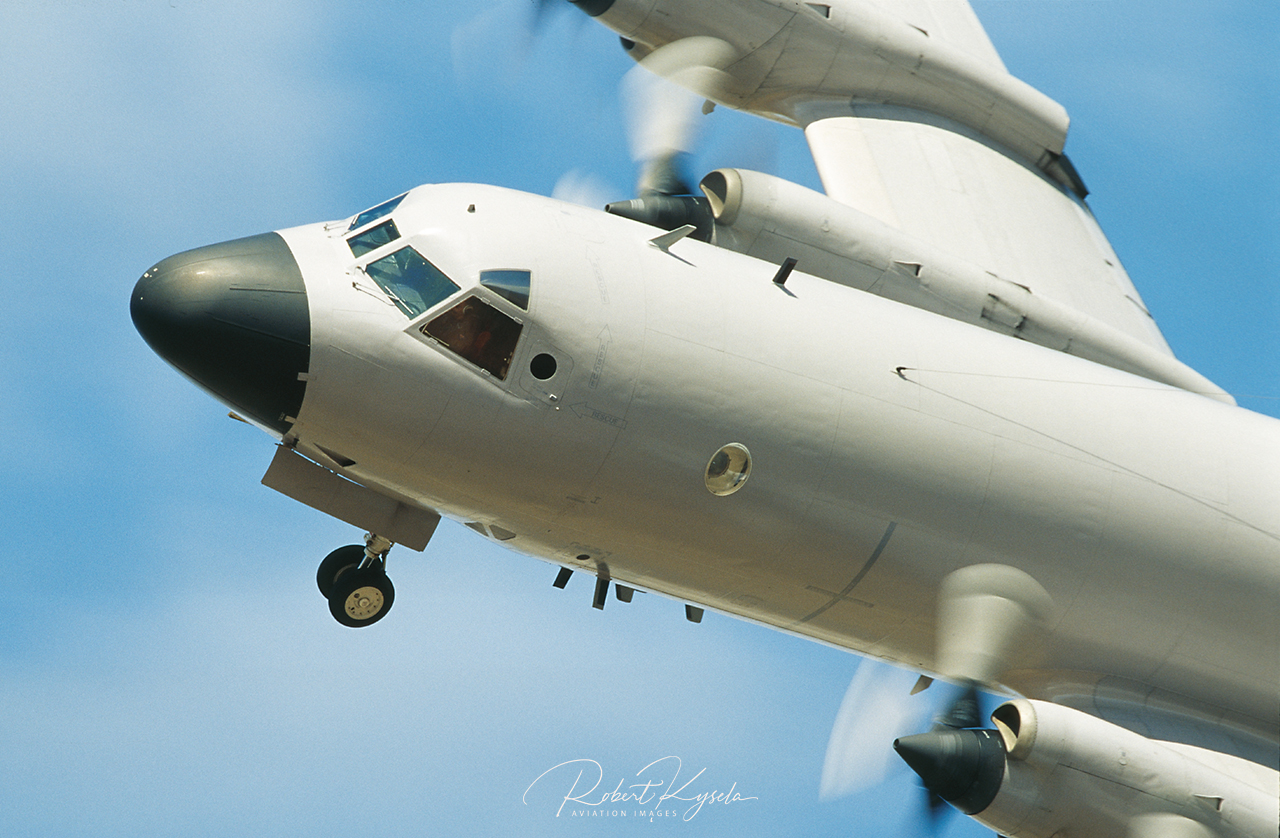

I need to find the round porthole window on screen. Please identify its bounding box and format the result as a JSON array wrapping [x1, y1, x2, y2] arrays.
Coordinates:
[[705, 443, 751, 496], [530, 352, 557, 380]]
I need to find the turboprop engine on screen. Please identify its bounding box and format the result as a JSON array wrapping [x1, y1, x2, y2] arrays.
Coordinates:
[[693, 167, 1229, 402], [895, 698, 1278, 838]]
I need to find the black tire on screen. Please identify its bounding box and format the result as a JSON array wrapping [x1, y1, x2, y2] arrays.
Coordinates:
[[328, 567, 395, 628], [317, 545, 365, 599]]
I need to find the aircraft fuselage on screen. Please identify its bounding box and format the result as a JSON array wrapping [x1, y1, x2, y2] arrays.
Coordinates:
[[242, 183, 1280, 740]]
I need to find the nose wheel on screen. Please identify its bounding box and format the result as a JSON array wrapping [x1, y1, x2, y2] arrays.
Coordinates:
[[329, 566, 395, 627], [317, 534, 396, 628]]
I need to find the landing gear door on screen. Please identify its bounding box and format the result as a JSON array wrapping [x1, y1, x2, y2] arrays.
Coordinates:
[[261, 446, 440, 551]]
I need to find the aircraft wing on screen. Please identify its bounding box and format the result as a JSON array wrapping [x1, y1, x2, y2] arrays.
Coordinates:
[[795, 1, 1175, 358], [593, 0, 1228, 395], [859, 0, 1007, 70]]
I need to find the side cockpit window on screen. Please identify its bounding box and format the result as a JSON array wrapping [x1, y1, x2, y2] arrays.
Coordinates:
[[479, 269, 531, 310], [364, 246, 460, 318], [421, 296, 523, 380], [349, 193, 406, 231], [347, 218, 400, 257]]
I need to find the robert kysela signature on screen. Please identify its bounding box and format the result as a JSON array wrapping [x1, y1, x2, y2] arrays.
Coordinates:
[[523, 756, 757, 821]]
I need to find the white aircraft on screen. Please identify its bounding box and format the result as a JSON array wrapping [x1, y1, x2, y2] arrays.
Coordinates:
[[130, 1, 1278, 835]]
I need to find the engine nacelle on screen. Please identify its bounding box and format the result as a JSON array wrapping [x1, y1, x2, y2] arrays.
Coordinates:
[[696, 167, 1230, 402], [699, 166, 1062, 326], [967, 699, 1277, 838]]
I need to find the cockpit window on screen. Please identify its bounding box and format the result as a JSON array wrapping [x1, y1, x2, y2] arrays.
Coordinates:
[[364, 246, 460, 318], [479, 269, 531, 310], [347, 218, 400, 257], [421, 296, 523, 380], [348, 193, 406, 231]]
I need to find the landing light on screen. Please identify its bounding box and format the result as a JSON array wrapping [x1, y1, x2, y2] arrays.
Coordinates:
[[705, 443, 752, 496]]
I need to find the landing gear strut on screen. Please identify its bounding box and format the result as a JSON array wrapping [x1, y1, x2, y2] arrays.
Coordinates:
[[317, 534, 396, 628]]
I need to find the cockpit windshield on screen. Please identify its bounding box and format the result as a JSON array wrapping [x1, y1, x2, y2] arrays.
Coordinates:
[[421, 296, 523, 380], [364, 246, 460, 318], [348, 193, 406, 232], [347, 218, 400, 257]]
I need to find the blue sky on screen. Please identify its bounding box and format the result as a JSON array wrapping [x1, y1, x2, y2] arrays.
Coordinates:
[[1, 2, 1274, 837]]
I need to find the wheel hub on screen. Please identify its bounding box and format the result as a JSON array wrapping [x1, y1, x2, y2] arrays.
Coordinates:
[[344, 585, 385, 620], [320, 540, 397, 627]]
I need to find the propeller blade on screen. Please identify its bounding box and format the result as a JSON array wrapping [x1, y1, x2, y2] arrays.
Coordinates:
[[551, 169, 616, 208], [818, 658, 931, 799], [621, 36, 738, 197], [925, 784, 950, 831], [829, 564, 1051, 831], [621, 66, 703, 196], [633, 35, 739, 102], [935, 564, 1054, 688], [935, 680, 982, 730], [886, 565, 1051, 826]]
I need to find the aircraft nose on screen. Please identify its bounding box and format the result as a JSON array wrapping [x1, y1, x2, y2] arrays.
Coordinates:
[[130, 232, 310, 435]]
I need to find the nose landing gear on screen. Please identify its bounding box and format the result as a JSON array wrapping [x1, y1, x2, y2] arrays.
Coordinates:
[[317, 534, 396, 628]]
